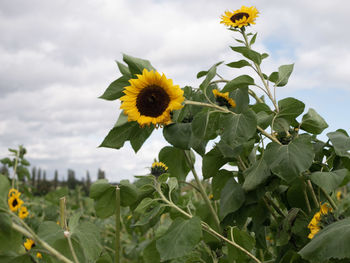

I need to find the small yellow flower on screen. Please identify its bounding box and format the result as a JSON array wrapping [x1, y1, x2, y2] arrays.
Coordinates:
[[212, 89, 236, 108], [209, 194, 214, 200], [127, 215, 132, 220], [220, 6, 259, 28], [336, 191, 342, 200], [8, 188, 20, 198], [308, 203, 333, 239], [24, 238, 35, 251], [120, 69, 184, 127], [36, 252, 42, 259], [18, 206, 29, 219], [151, 161, 168, 177], [8, 193, 23, 212]]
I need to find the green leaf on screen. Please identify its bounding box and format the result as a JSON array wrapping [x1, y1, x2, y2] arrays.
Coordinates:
[[163, 123, 192, 150], [89, 179, 116, 218], [301, 108, 328, 134], [277, 97, 305, 122], [230, 87, 250, 113], [134, 198, 156, 214], [226, 60, 251, 69], [228, 227, 255, 262], [120, 180, 139, 206], [99, 76, 130, 101], [202, 146, 230, 179], [116, 61, 131, 77], [220, 178, 245, 219], [0, 174, 10, 209], [168, 177, 178, 195], [269, 72, 279, 83], [265, 137, 314, 183], [212, 169, 233, 200], [37, 221, 64, 246], [159, 147, 191, 181], [123, 54, 155, 76], [243, 158, 271, 191], [143, 240, 161, 263], [309, 169, 348, 192], [221, 75, 255, 93], [299, 218, 350, 262], [199, 62, 223, 91], [327, 131, 350, 158], [250, 33, 257, 45], [129, 125, 154, 152], [191, 111, 221, 140], [196, 71, 208, 78], [275, 64, 294, 87], [156, 217, 202, 261], [230, 46, 262, 65]]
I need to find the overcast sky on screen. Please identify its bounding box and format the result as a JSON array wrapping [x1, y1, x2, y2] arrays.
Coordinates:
[[1, 0, 350, 182]]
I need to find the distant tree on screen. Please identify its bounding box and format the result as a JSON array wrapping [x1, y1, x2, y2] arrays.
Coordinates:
[[37, 168, 42, 184], [97, 168, 105, 180], [31, 166, 36, 187], [83, 170, 91, 195], [54, 170, 58, 189], [67, 169, 77, 189], [43, 170, 47, 182]]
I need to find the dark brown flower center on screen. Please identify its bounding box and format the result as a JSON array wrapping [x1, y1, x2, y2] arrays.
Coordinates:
[[230, 12, 249, 23], [216, 96, 232, 108], [136, 85, 170, 117], [12, 198, 18, 207]]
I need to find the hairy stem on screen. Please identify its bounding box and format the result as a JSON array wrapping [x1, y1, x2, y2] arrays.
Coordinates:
[[11, 150, 20, 189], [183, 150, 221, 231], [307, 180, 319, 208], [115, 186, 121, 263]]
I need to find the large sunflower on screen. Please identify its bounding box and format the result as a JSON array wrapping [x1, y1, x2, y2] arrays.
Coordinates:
[[221, 6, 259, 28], [120, 69, 184, 127]]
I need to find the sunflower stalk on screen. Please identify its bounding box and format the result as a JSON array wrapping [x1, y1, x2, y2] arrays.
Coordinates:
[[153, 179, 262, 263], [11, 149, 20, 189], [115, 185, 121, 263], [183, 150, 221, 232]]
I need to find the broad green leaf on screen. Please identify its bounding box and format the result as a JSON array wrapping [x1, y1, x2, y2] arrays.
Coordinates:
[[37, 221, 64, 246], [256, 111, 273, 130], [250, 33, 257, 45], [327, 131, 350, 158], [132, 203, 164, 227], [99, 76, 130, 101], [299, 218, 350, 262], [90, 180, 116, 218], [116, 61, 131, 77], [129, 125, 154, 152], [199, 62, 223, 91], [220, 178, 245, 219], [134, 198, 156, 214], [120, 180, 138, 206], [230, 46, 262, 65], [53, 236, 86, 263], [122, 54, 155, 76], [269, 72, 279, 83], [191, 111, 221, 140], [309, 169, 348, 192], [168, 177, 178, 195], [275, 64, 294, 87], [265, 137, 314, 183], [0, 222, 22, 254], [277, 97, 305, 122], [228, 227, 255, 262], [221, 75, 255, 93], [301, 108, 328, 134], [202, 146, 230, 179], [196, 71, 208, 78], [0, 174, 10, 208], [230, 87, 250, 114], [226, 60, 251, 69], [163, 123, 192, 150], [212, 169, 234, 200], [143, 240, 161, 263], [243, 158, 271, 191], [156, 217, 202, 261], [159, 147, 191, 181]]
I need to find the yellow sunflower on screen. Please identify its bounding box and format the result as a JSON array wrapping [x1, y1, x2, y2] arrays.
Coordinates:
[[120, 69, 184, 127], [336, 191, 342, 200], [212, 89, 236, 108], [24, 238, 35, 251], [8, 188, 20, 198], [19, 206, 29, 219], [151, 161, 168, 177], [308, 203, 333, 239], [8, 193, 23, 212], [37, 253, 42, 259], [220, 6, 259, 28]]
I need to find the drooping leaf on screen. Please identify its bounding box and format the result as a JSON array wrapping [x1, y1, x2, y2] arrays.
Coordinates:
[[327, 131, 350, 158], [199, 62, 223, 91], [275, 64, 294, 87], [277, 97, 305, 122], [220, 178, 245, 219], [212, 169, 234, 200], [99, 76, 130, 101], [226, 60, 251, 69], [122, 54, 155, 76], [222, 75, 255, 93], [156, 217, 202, 261], [309, 169, 348, 192], [202, 146, 230, 179], [191, 111, 221, 140], [159, 147, 192, 181], [227, 227, 255, 262], [301, 108, 328, 135], [243, 158, 271, 191], [230, 46, 262, 65]]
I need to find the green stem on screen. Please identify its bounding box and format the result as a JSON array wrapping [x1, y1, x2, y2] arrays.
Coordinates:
[[264, 195, 286, 218], [11, 222, 73, 263], [183, 151, 221, 231], [115, 186, 121, 263], [303, 185, 311, 213], [12, 150, 20, 189], [67, 235, 80, 263], [307, 180, 319, 208], [320, 187, 338, 210], [59, 197, 67, 230]]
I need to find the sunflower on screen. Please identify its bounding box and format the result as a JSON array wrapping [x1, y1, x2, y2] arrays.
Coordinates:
[[36, 253, 42, 259], [8, 193, 23, 212], [336, 191, 342, 200], [220, 6, 259, 28], [120, 69, 184, 127], [8, 188, 20, 198], [19, 206, 29, 219], [212, 89, 236, 108], [24, 238, 35, 251], [308, 203, 333, 239], [151, 161, 168, 177]]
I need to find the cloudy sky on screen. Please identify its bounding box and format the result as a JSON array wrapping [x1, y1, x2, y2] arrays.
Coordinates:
[[1, 0, 350, 182]]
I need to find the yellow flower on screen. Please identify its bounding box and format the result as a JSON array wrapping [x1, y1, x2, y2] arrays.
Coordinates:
[[151, 161, 168, 177], [24, 238, 35, 251], [120, 69, 184, 127], [8, 188, 20, 198], [220, 6, 259, 28], [37, 252, 42, 259], [8, 193, 23, 212], [212, 89, 236, 108], [307, 203, 333, 239], [209, 194, 214, 200], [336, 191, 342, 200], [18, 206, 29, 219], [127, 215, 132, 220]]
